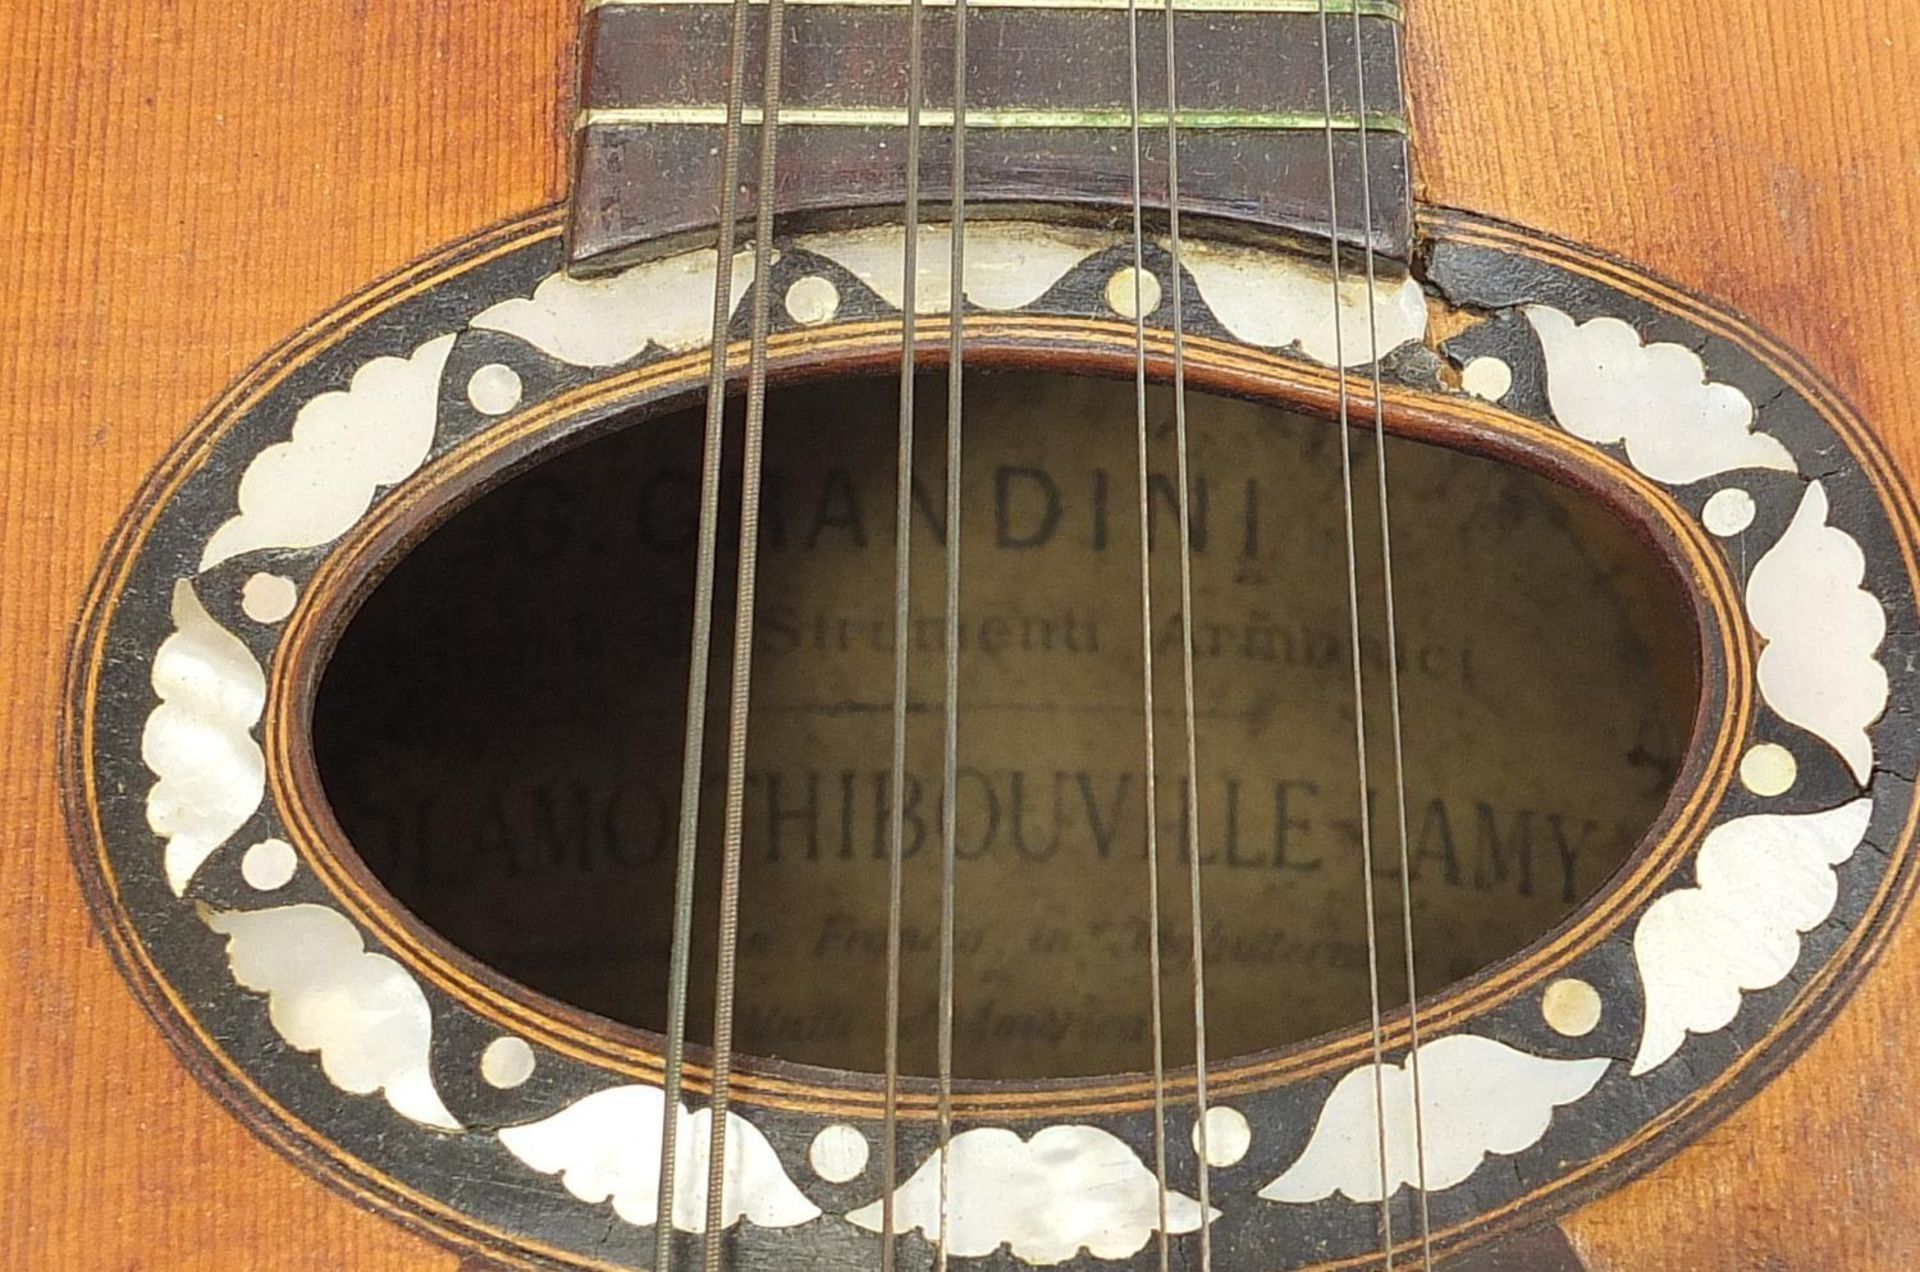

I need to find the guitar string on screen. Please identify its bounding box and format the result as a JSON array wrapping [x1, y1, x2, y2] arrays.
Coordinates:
[[653, 0, 758, 1253], [1315, 0, 1396, 1261], [701, 0, 791, 1255], [1125, 0, 1173, 1263], [1348, 1, 1433, 1264], [935, 0, 969, 1261], [657, 4, 1411, 1266], [1159, 0, 1214, 1262], [878, 0, 927, 1259]]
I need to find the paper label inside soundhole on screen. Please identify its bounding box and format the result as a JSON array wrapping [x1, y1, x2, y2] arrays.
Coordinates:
[[315, 370, 1696, 1078]]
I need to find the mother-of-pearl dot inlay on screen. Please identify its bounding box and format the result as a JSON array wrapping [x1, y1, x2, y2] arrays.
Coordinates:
[[240, 572, 298, 624], [1191, 1105, 1251, 1167], [1104, 265, 1163, 320], [480, 1036, 537, 1090], [467, 362, 525, 416], [240, 838, 298, 891], [1460, 355, 1514, 402], [1740, 742, 1799, 797], [807, 1123, 870, 1183], [1541, 977, 1603, 1037], [785, 274, 841, 326], [1703, 487, 1758, 537]]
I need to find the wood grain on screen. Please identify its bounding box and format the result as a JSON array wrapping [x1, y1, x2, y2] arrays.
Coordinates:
[[1, 0, 1915, 1266], [0, 2, 575, 1267], [568, 5, 1409, 267], [1406, 5, 1920, 1269]]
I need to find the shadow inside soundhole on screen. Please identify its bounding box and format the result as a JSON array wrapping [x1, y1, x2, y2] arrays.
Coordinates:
[[312, 371, 1697, 1081]]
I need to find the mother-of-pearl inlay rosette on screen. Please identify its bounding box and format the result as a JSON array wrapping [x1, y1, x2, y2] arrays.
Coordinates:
[[1747, 482, 1889, 785], [78, 211, 1919, 1269], [845, 1125, 1214, 1264], [499, 1085, 821, 1233], [1524, 305, 1795, 486], [1260, 1035, 1610, 1204], [1630, 799, 1875, 1075]]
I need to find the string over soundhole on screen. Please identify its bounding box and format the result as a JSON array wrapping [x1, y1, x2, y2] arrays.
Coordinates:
[[315, 371, 1696, 1079]]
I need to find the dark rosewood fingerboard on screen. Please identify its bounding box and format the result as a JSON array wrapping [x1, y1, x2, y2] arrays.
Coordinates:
[[567, 0, 1410, 272]]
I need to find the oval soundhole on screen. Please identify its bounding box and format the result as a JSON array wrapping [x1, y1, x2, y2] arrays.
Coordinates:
[[312, 372, 1696, 1080]]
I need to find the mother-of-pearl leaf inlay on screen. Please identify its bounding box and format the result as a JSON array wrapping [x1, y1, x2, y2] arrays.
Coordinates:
[[145, 579, 266, 895], [798, 222, 1108, 316], [498, 1085, 820, 1233], [846, 1125, 1213, 1264], [205, 903, 460, 1130], [471, 249, 760, 368], [1524, 306, 1795, 486], [1631, 798, 1873, 1075], [1748, 482, 1889, 785], [1260, 1036, 1609, 1204], [200, 334, 455, 570], [1176, 236, 1427, 368]]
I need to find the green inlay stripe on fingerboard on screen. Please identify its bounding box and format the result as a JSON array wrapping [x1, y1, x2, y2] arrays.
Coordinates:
[[593, 0, 1404, 16], [578, 106, 1410, 132]]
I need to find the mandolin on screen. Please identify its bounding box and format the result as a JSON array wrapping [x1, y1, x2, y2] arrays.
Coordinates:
[[6, 0, 1919, 1268]]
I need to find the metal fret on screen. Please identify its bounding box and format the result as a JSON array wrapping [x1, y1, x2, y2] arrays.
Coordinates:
[[578, 106, 1407, 131]]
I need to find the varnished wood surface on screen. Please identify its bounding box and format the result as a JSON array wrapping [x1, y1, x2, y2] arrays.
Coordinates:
[[0, 4, 579, 1267], [1410, 6, 1920, 1270], [1, 0, 1915, 1267]]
